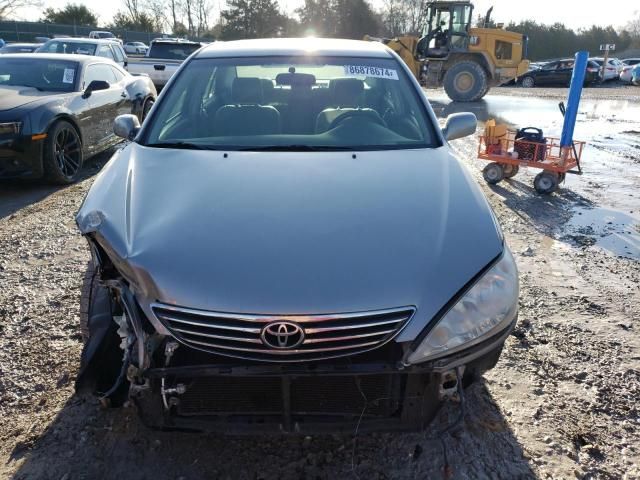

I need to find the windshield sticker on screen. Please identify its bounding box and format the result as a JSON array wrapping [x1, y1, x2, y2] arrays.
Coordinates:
[[63, 68, 75, 84], [343, 65, 399, 80]]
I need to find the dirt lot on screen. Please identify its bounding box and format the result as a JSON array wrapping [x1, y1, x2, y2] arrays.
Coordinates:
[[1, 86, 639, 479]]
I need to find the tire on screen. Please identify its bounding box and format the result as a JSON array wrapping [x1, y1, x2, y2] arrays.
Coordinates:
[[476, 81, 491, 101], [534, 172, 559, 194], [80, 261, 99, 343], [443, 61, 488, 102], [43, 120, 83, 184], [521, 76, 535, 88], [141, 96, 155, 122], [503, 164, 519, 178], [483, 162, 504, 184]]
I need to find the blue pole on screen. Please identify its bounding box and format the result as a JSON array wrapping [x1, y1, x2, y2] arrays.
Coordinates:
[[560, 51, 588, 147]]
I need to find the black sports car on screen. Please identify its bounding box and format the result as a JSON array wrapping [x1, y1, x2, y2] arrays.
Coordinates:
[[519, 59, 602, 88], [0, 54, 156, 183]]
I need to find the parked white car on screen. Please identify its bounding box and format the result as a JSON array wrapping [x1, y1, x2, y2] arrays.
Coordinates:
[[124, 41, 148, 55], [591, 57, 624, 81], [621, 58, 640, 83]]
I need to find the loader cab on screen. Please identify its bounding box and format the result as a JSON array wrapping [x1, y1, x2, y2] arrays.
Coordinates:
[[417, 1, 474, 58]]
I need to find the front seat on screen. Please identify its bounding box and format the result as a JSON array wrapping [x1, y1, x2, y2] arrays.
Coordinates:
[[213, 77, 281, 136], [316, 78, 383, 133]]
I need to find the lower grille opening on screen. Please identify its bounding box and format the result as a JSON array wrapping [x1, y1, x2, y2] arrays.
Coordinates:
[[176, 374, 403, 419]]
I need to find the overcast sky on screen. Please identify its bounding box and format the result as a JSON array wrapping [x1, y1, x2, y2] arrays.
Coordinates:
[[14, 0, 638, 31]]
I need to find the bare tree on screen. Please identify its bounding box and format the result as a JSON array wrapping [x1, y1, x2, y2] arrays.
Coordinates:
[[195, 0, 211, 35], [146, 0, 169, 32], [123, 0, 142, 22], [0, 0, 43, 19], [627, 11, 640, 39], [169, 0, 182, 33], [183, 0, 194, 35]]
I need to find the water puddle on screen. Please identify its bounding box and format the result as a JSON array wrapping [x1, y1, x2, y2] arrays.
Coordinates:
[[563, 206, 640, 259]]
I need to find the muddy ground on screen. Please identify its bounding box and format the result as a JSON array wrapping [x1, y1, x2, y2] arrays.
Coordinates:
[[0, 87, 639, 480]]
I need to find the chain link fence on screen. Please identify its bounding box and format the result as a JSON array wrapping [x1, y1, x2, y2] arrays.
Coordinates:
[[0, 20, 168, 44]]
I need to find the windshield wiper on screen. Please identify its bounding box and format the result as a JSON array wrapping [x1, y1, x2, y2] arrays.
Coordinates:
[[238, 145, 354, 152], [145, 141, 211, 150]]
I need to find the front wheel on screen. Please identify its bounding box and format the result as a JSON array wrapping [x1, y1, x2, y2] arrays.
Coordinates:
[[534, 172, 559, 194], [521, 76, 535, 88], [141, 97, 155, 121], [42, 120, 83, 184], [443, 61, 488, 102], [483, 162, 505, 184]]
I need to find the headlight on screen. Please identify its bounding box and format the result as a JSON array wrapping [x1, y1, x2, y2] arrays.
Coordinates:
[[407, 247, 518, 364], [0, 122, 21, 135]]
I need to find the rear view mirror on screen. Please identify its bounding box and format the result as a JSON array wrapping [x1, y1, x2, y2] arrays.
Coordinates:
[[442, 112, 477, 141], [83, 79, 110, 98], [275, 72, 316, 87], [113, 114, 141, 140]]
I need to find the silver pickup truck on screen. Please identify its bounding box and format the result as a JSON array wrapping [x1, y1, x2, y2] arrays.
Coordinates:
[[128, 39, 202, 89]]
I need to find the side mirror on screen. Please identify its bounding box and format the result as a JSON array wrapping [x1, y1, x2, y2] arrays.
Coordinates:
[[83, 79, 110, 98], [442, 112, 477, 141], [113, 114, 141, 140]]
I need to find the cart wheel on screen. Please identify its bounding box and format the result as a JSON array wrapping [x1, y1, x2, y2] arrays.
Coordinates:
[[534, 172, 559, 194], [483, 163, 505, 184], [558, 172, 566, 183], [503, 164, 520, 178]]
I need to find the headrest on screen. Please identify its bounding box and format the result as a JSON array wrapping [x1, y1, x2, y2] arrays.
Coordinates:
[[329, 78, 364, 106], [260, 78, 274, 96], [232, 77, 263, 104]]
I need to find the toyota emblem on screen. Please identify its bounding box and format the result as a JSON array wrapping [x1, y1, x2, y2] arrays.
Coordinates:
[[261, 321, 305, 349]]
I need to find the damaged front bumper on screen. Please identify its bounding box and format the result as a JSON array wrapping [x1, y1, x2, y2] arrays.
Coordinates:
[[77, 251, 516, 434]]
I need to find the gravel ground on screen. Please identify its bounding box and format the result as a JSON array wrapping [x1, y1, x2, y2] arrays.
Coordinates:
[[0, 88, 639, 479]]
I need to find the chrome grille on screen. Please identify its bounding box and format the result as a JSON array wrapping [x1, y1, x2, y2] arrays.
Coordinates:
[[152, 304, 415, 362]]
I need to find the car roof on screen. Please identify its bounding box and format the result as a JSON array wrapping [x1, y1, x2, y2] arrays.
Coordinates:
[[44, 37, 119, 45], [1, 53, 113, 64], [1, 42, 41, 47], [152, 38, 199, 44], [196, 38, 394, 59]]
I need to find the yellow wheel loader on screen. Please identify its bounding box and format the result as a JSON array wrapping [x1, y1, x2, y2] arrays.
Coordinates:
[[367, 1, 530, 102]]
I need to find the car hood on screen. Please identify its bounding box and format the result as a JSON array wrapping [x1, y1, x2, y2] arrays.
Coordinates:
[[78, 144, 503, 341], [0, 86, 62, 111]]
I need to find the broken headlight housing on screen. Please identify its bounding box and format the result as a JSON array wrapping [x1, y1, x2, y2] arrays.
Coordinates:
[[407, 247, 518, 364]]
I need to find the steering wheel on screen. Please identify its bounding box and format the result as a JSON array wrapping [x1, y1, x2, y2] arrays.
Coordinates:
[[327, 110, 387, 131]]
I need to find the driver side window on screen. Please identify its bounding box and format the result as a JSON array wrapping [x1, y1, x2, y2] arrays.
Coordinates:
[[83, 64, 116, 89]]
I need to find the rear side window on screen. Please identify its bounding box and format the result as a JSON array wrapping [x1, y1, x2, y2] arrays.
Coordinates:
[[112, 46, 125, 63], [110, 65, 125, 82], [96, 45, 115, 61]]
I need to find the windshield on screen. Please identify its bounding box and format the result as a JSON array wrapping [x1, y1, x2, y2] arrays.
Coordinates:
[[143, 56, 437, 151], [0, 58, 78, 92], [97, 32, 114, 38], [40, 40, 97, 56]]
